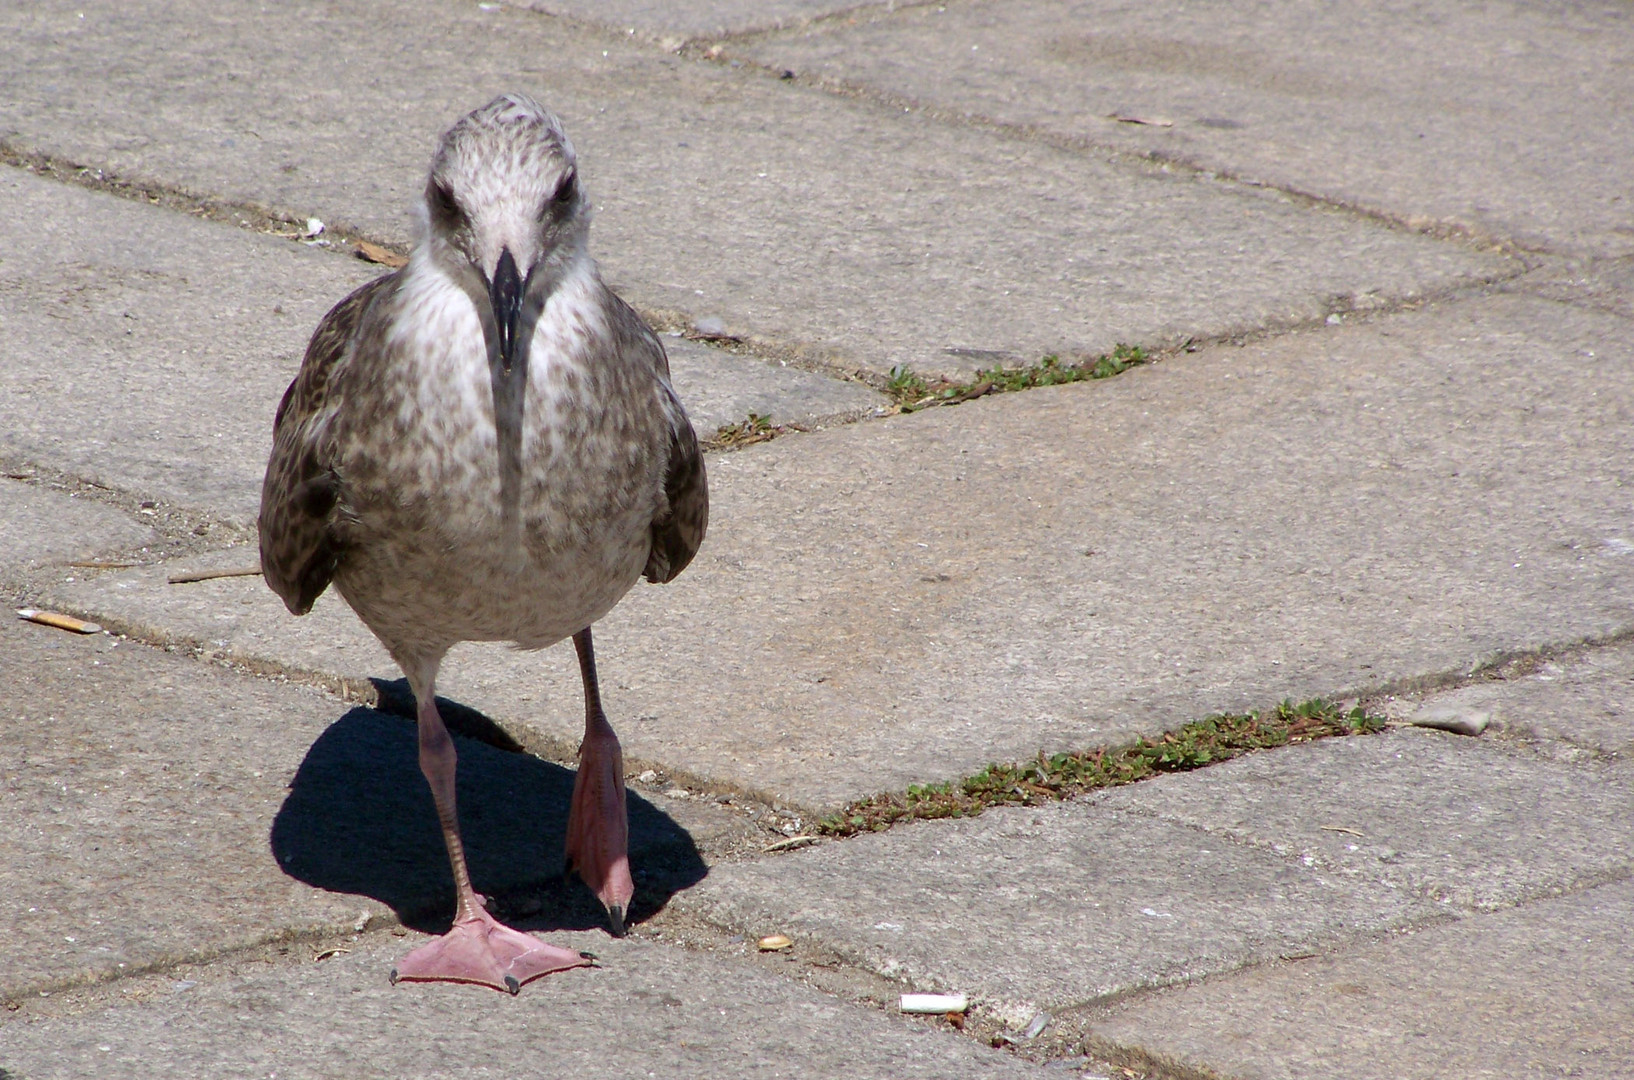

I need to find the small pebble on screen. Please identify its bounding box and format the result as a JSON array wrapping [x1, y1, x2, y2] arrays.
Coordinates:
[[1409, 704, 1490, 736]]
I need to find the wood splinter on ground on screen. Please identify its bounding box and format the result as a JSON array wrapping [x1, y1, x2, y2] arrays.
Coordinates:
[[354, 239, 409, 268], [16, 608, 102, 634], [167, 565, 262, 585], [762, 835, 818, 853]]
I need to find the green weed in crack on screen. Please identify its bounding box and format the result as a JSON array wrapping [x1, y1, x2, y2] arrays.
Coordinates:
[[817, 699, 1384, 837], [888, 345, 1148, 412]]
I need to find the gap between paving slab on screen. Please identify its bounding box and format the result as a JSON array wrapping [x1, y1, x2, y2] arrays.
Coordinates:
[[0, 608, 761, 1004], [0, 486, 740, 1001], [0, 165, 885, 525], [1083, 876, 1634, 1080], [0, 931, 1051, 1080], [732, 0, 1634, 259], [0, 0, 1513, 380], [677, 795, 1443, 1022], [1091, 728, 1634, 915], [47, 290, 1634, 812], [671, 723, 1633, 1023], [516, 0, 887, 42], [0, 479, 156, 581]]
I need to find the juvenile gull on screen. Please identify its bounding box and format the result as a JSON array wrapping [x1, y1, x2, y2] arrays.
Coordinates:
[[259, 94, 707, 992]]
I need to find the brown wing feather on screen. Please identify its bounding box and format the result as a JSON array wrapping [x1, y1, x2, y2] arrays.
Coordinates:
[[258, 273, 396, 614], [603, 292, 708, 585], [644, 376, 708, 584]]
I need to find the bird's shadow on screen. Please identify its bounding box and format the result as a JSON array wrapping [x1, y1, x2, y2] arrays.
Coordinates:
[[269, 691, 706, 935]]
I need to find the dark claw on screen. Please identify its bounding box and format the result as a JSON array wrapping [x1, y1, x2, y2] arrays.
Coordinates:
[[504, 974, 521, 996], [388, 968, 399, 986], [607, 904, 626, 937]]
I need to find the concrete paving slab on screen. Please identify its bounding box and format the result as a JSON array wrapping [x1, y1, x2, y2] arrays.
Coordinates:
[[0, 1, 1510, 379], [1519, 256, 1634, 323], [1086, 877, 1634, 1080], [0, 614, 729, 1000], [0, 166, 380, 522], [1428, 641, 1634, 759], [0, 930, 1048, 1080], [519, 0, 864, 41], [0, 617, 388, 998], [52, 292, 1634, 809], [0, 166, 881, 521], [676, 800, 1437, 1018], [0, 479, 155, 579], [740, 0, 1634, 258], [1093, 728, 1634, 912], [664, 336, 885, 435]]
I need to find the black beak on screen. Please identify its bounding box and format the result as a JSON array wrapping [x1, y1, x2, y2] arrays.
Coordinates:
[[488, 247, 525, 372]]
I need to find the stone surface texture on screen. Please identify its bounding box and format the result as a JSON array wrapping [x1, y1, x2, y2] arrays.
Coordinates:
[[3, 3, 1633, 1078], [741, 0, 1634, 257], [0, 166, 878, 523], [1088, 877, 1634, 1080], [0, 932, 1047, 1080], [1468, 642, 1634, 758], [0, 168, 378, 520], [1092, 729, 1634, 912], [520, 0, 862, 39], [0, 0, 1511, 378], [54, 293, 1634, 808], [680, 797, 1437, 1016], [0, 617, 388, 998], [664, 336, 886, 434], [0, 480, 155, 576]]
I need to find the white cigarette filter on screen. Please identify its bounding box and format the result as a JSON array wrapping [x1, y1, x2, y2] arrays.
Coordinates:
[[900, 993, 968, 1014]]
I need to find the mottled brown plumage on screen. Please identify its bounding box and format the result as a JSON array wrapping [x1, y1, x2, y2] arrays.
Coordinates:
[[258, 94, 706, 992]]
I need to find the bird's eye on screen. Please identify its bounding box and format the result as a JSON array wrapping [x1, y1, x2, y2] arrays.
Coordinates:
[[428, 179, 464, 226], [551, 170, 577, 208]]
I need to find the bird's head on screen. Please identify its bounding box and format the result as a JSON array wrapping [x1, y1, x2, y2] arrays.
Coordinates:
[[421, 93, 586, 371]]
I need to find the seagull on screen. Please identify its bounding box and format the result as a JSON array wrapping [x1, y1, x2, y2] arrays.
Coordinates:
[[258, 94, 707, 993]]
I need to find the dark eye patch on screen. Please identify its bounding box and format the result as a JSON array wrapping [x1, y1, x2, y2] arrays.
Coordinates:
[[427, 179, 464, 227], [552, 169, 577, 207]]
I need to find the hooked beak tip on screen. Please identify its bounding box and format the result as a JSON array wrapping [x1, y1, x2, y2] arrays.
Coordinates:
[[488, 247, 525, 371]]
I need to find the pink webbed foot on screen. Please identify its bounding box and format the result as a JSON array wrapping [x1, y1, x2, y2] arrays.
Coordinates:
[[390, 905, 590, 994], [565, 724, 634, 934]]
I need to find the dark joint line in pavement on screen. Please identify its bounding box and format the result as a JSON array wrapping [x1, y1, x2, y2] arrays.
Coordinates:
[[0, 919, 388, 1006], [0, 142, 327, 248], [679, 0, 952, 51], [677, 44, 1553, 266], [815, 699, 1387, 840]]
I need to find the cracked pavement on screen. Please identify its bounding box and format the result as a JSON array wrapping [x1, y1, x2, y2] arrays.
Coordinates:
[[2, 2, 1631, 1078]]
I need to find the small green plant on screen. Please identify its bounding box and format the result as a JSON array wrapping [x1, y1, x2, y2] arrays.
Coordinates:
[[815, 698, 1384, 837], [710, 412, 777, 449], [884, 345, 1149, 411], [887, 364, 929, 401]]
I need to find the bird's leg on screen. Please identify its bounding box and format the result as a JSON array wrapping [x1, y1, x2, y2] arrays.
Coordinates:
[[391, 667, 589, 992], [564, 627, 635, 935]]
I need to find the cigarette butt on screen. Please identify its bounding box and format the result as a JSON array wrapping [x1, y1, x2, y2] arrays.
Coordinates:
[[901, 993, 968, 1014], [17, 609, 103, 634]]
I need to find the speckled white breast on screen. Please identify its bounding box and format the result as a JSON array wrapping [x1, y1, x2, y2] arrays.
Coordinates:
[[331, 256, 667, 658]]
